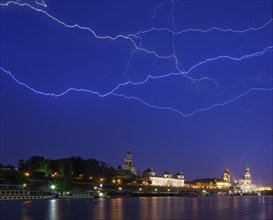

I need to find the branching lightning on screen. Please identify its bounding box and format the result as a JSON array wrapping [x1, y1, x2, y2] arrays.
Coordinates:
[[0, 0, 272, 118], [35, 0, 47, 8], [1, 66, 272, 117]]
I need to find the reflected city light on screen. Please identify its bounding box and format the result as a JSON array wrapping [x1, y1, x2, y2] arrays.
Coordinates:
[[1, 196, 272, 219], [49, 199, 59, 220], [110, 198, 123, 220]]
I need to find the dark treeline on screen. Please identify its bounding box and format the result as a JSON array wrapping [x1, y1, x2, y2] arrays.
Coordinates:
[[21, 156, 116, 181], [1, 156, 116, 183]]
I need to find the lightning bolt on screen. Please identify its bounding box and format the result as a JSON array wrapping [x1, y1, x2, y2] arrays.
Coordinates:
[[0, 0, 272, 118], [35, 0, 47, 8], [134, 18, 273, 36], [0, 0, 176, 61], [1, 1, 272, 59], [1, 66, 272, 117], [150, 1, 166, 27]]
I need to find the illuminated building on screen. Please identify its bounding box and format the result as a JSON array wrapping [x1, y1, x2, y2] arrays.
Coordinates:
[[115, 150, 136, 180], [237, 164, 256, 193], [256, 186, 272, 191], [216, 166, 231, 188], [142, 169, 185, 187], [191, 167, 231, 189], [192, 178, 217, 189]]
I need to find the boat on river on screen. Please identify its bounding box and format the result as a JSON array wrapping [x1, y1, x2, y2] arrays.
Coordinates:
[[0, 184, 55, 201], [58, 191, 94, 199]]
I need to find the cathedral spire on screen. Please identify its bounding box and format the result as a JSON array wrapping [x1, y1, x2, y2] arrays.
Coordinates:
[[225, 160, 229, 172], [245, 163, 251, 180]]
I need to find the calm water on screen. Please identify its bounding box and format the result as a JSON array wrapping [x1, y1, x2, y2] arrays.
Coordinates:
[[1, 196, 272, 220]]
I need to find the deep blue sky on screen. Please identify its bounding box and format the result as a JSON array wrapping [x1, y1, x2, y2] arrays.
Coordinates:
[[0, 0, 272, 185]]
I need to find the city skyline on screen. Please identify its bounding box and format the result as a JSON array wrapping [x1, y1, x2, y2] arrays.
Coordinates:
[[1, 152, 260, 187], [0, 1, 272, 186]]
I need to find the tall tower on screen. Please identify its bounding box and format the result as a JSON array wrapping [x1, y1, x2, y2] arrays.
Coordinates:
[[122, 150, 136, 175], [238, 163, 255, 193], [223, 167, 231, 183], [244, 164, 251, 181]]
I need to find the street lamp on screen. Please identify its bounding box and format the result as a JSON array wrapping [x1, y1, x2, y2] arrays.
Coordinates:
[[50, 184, 56, 193]]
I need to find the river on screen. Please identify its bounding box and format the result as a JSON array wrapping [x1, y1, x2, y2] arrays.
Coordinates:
[[0, 196, 272, 220]]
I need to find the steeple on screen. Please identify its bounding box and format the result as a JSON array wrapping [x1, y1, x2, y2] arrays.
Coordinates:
[[223, 162, 230, 183], [244, 163, 251, 180]]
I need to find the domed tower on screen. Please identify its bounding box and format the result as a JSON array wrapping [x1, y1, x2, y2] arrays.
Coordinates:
[[223, 167, 231, 183], [121, 150, 136, 175]]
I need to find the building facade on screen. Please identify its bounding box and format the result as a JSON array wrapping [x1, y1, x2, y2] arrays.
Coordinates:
[[191, 178, 217, 189], [142, 169, 185, 187], [190, 167, 231, 189]]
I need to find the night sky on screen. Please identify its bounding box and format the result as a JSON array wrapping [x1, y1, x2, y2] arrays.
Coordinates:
[[0, 1, 272, 185]]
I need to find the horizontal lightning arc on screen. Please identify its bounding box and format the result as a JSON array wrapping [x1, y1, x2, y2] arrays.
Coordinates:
[[0, 1, 175, 60], [0, 1, 272, 62], [1, 66, 272, 117], [133, 19, 273, 36], [0, 1, 272, 117], [108, 46, 273, 92]]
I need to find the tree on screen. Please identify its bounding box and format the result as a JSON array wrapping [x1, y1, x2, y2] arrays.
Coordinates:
[[1, 169, 29, 185], [22, 156, 50, 176], [55, 176, 73, 192]]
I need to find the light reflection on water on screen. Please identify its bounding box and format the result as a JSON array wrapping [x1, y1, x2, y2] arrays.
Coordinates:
[[22, 200, 33, 220], [49, 199, 58, 220], [0, 196, 272, 220]]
